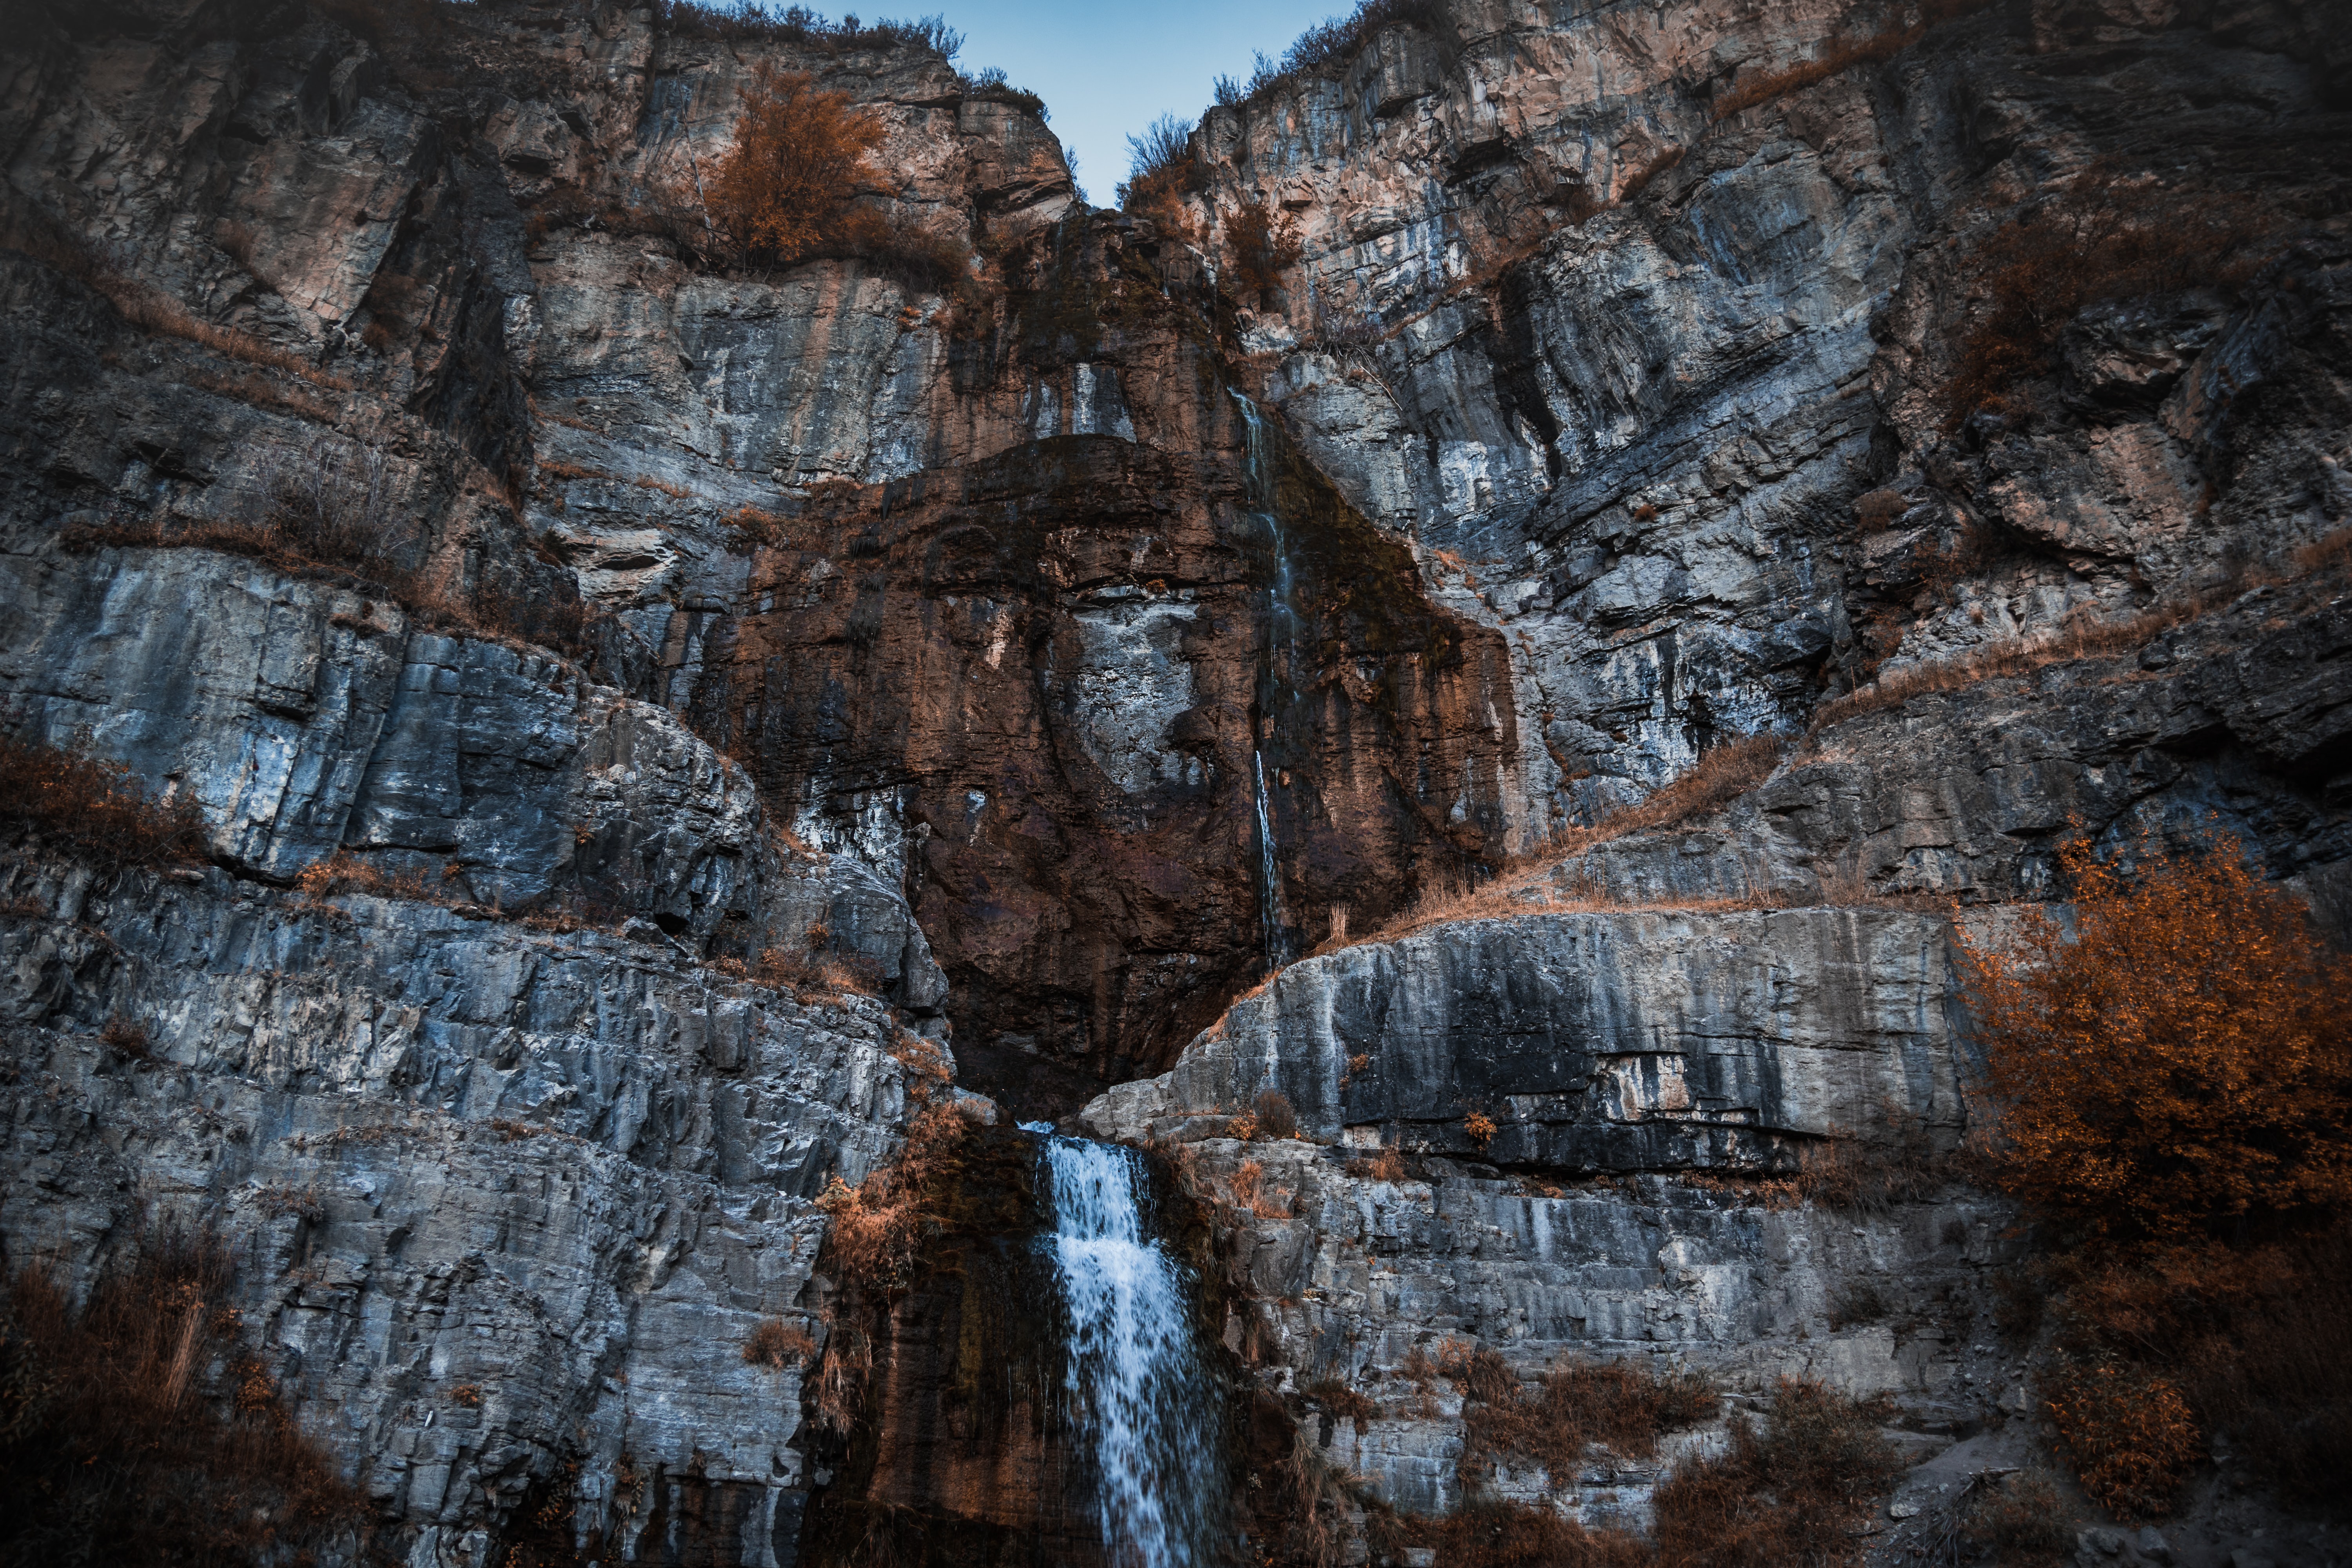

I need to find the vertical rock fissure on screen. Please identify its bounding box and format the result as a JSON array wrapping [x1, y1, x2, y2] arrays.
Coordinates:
[[1036, 1131, 1229, 1568]]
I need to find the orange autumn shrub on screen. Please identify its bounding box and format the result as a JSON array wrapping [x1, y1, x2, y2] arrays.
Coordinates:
[[706, 62, 884, 263], [1957, 835, 2352, 1241], [2042, 1361, 2202, 1519]]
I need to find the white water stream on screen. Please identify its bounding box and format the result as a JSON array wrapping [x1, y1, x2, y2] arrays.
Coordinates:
[[1232, 389, 1300, 973], [1252, 752, 1295, 970], [1037, 1134, 1224, 1568]]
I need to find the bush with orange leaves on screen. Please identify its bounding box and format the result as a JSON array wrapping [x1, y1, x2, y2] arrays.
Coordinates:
[[2041, 1361, 2202, 1519], [1225, 196, 1301, 309], [706, 62, 885, 264], [812, 1102, 967, 1289], [1957, 834, 2352, 1242], [1961, 835, 2352, 1515]]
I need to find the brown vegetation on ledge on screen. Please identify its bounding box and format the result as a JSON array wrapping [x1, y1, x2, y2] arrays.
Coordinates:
[[1366, 1374, 1899, 1568], [58, 458, 603, 663], [1710, 0, 1993, 123], [0, 1229, 376, 1566], [2, 200, 349, 391], [1450, 1345, 1719, 1490], [1960, 835, 2352, 1515], [1941, 164, 2282, 431], [0, 731, 206, 873], [1311, 733, 1786, 958]]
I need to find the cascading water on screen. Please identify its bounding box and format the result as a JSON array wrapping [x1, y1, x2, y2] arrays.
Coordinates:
[[1230, 392, 1300, 677], [1252, 753, 1294, 969], [1232, 390, 1300, 972], [1036, 1132, 1226, 1568]]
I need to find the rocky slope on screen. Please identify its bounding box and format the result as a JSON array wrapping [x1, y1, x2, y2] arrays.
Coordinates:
[[0, 0, 2347, 1564]]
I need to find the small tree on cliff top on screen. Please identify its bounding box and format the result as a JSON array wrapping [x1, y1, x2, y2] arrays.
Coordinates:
[[705, 62, 884, 263], [1957, 834, 2352, 1241]]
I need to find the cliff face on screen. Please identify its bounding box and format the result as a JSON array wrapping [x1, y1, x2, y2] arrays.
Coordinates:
[[1, 0, 2347, 1564], [0, 0, 1524, 1114], [1200, 0, 2348, 844]]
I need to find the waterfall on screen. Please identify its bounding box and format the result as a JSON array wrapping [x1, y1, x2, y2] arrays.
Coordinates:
[[1232, 390, 1298, 972], [1230, 392, 1299, 679], [1253, 753, 1294, 970], [1038, 1134, 1224, 1568]]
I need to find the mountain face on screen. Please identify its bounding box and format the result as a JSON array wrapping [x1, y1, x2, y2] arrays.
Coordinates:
[[0, 0, 2345, 1564]]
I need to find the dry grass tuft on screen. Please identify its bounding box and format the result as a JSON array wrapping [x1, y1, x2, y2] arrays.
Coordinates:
[[1324, 733, 1785, 957], [813, 1103, 969, 1290], [1453, 1348, 1719, 1489], [708, 944, 885, 1002], [1795, 1109, 1945, 1213], [1252, 1089, 1299, 1139], [1222, 1159, 1295, 1220], [1648, 1377, 1902, 1564], [2041, 1361, 2201, 1519], [1710, 0, 1991, 122], [295, 850, 463, 909], [1956, 1470, 2076, 1564], [0, 731, 207, 873], [808, 1307, 874, 1441], [1306, 1377, 1378, 1434], [742, 1317, 819, 1370], [0, 1228, 377, 1565]]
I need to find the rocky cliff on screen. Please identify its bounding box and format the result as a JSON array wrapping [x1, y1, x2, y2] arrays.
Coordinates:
[[0, 0, 2346, 1564]]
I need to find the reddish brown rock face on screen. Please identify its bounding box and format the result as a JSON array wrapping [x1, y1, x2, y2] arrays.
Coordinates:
[[676, 224, 1521, 1116]]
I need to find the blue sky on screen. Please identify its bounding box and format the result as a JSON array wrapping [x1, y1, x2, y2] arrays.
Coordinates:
[[889, 2, 1348, 204]]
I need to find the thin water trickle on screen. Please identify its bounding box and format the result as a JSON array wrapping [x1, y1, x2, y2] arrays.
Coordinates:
[[1253, 753, 1294, 970], [1229, 392, 1301, 684], [1040, 1135, 1224, 1568], [1232, 390, 1300, 972]]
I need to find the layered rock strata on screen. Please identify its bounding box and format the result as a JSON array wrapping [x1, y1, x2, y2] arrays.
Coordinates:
[[1, 0, 1528, 1114], [0, 0, 2347, 1564], [0, 845, 928, 1565]]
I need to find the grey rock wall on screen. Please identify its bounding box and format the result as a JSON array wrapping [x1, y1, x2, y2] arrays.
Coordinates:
[[1179, 1136, 2017, 1529], [0, 844, 932, 1566], [1183, 0, 2352, 850], [1085, 906, 1969, 1167], [1, 0, 2348, 1563], [0, 541, 947, 1005]]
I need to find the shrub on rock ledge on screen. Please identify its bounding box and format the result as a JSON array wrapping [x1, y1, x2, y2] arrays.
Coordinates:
[[1958, 834, 2352, 1242], [0, 731, 206, 872], [706, 63, 886, 265]]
